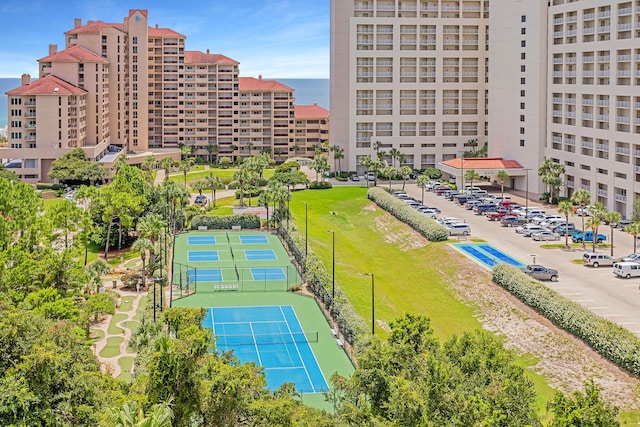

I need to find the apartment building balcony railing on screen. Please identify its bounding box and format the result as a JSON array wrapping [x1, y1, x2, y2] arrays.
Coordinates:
[[552, 136, 562, 143], [583, 71, 595, 77], [618, 23, 633, 31], [582, 113, 594, 119], [566, 180, 575, 188], [566, 138, 576, 145], [597, 115, 610, 121], [596, 144, 608, 150], [597, 99, 609, 106], [25, 135, 36, 141], [617, 116, 631, 123], [597, 189, 608, 197], [598, 10, 611, 18], [24, 101, 36, 106], [635, 165, 640, 174], [582, 141, 594, 148], [615, 194, 627, 202], [597, 71, 610, 77], [618, 70, 631, 77], [615, 147, 630, 154], [583, 28, 595, 34]]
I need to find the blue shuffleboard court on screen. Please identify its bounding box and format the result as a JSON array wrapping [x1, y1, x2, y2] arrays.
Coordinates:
[[188, 268, 223, 283], [204, 305, 328, 393], [454, 243, 526, 269], [240, 235, 269, 244], [187, 235, 216, 245], [245, 249, 277, 261], [251, 267, 287, 281], [188, 251, 219, 262]]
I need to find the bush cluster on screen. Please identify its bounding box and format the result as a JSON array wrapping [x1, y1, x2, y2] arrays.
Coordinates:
[[280, 226, 367, 347], [367, 187, 449, 242], [309, 181, 333, 189], [493, 263, 640, 377], [276, 161, 300, 172], [191, 214, 260, 230]]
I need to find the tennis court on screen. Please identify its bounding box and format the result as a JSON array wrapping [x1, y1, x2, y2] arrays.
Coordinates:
[[188, 235, 216, 245], [204, 305, 328, 393], [244, 249, 277, 261], [188, 268, 224, 283], [240, 235, 269, 244], [251, 267, 287, 281], [188, 251, 219, 262]]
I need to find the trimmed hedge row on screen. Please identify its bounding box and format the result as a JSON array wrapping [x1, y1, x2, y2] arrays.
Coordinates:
[[493, 263, 640, 377], [367, 187, 449, 242], [280, 225, 367, 347], [309, 181, 333, 189], [191, 214, 260, 230]]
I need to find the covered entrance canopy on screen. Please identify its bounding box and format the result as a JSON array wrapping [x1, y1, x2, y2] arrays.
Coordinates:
[[438, 157, 526, 190]]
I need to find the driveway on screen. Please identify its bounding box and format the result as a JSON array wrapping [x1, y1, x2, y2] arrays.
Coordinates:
[[401, 183, 640, 337]]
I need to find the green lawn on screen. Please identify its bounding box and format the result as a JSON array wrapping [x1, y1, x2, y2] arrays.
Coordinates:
[[108, 314, 127, 334], [117, 356, 135, 382], [42, 197, 63, 211], [90, 329, 104, 341], [119, 297, 134, 313], [168, 167, 275, 187], [99, 337, 124, 358]]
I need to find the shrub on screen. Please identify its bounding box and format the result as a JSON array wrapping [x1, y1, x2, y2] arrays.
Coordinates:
[[368, 187, 449, 242], [309, 181, 333, 189], [493, 263, 640, 377], [280, 226, 367, 348], [235, 188, 262, 199], [276, 161, 300, 173], [191, 214, 260, 230], [36, 183, 54, 190]]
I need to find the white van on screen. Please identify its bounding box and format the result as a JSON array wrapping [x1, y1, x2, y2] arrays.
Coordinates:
[[447, 223, 471, 236], [613, 261, 640, 278]]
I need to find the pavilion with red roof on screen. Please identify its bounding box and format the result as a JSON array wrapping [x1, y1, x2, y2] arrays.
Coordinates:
[[439, 157, 528, 190]]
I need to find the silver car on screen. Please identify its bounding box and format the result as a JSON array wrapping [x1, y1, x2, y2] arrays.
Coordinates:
[[532, 230, 561, 241]]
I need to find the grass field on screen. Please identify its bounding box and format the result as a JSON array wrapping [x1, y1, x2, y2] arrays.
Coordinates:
[[100, 337, 124, 358], [288, 187, 563, 417], [168, 167, 275, 187]]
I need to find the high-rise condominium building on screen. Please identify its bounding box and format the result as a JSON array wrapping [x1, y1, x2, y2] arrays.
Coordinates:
[[332, 0, 640, 217], [331, 0, 490, 177], [2, 9, 328, 183]]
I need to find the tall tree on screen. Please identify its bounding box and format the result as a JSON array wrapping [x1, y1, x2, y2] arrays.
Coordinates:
[[464, 169, 480, 192], [558, 200, 574, 248], [309, 154, 329, 182], [160, 157, 175, 183], [538, 159, 566, 204], [626, 222, 640, 253], [233, 166, 252, 207], [399, 165, 413, 191], [178, 158, 195, 186], [547, 380, 619, 427], [132, 237, 154, 280], [49, 199, 83, 249], [389, 148, 401, 168], [571, 189, 591, 250], [416, 174, 429, 205], [496, 170, 509, 201], [203, 173, 224, 208], [383, 165, 396, 190], [603, 211, 622, 257]]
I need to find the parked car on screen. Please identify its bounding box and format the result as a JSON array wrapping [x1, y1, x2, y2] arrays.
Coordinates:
[[572, 231, 607, 243], [553, 223, 578, 235], [473, 204, 497, 214], [517, 208, 546, 219], [582, 252, 617, 268], [621, 253, 640, 262], [613, 262, 640, 278], [516, 224, 544, 235], [447, 223, 471, 236], [521, 264, 559, 281], [194, 195, 207, 205], [532, 230, 561, 241], [465, 200, 482, 210], [365, 172, 376, 181], [532, 214, 562, 225], [575, 206, 591, 216], [349, 174, 360, 181], [500, 216, 526, 227]]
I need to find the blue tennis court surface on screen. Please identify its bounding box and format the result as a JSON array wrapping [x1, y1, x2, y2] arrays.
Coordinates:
[[205, 305, 328, 393], [245, 249, 277, 260], [454, 243, 525, 269], [188, 251, 219, 262], [188, 235, 216, 245], [240, 235, 269, 244], [188, 268, 222, 282], [251, 267, 287, 281]]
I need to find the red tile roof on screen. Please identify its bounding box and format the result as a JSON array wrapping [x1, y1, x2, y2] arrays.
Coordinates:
[[441, 157, 524, 169], [38, 45, 108, 63], [184, 51, 239, 65], [66, 21, 123, 35], [128, 9, 148, 18], [6, 75, 87, 96], [295, 104, 329, 119], [149, 27, 185, 38], [239, 77, 293, 92]]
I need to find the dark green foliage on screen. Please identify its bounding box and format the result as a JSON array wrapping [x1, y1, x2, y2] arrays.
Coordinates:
[[493, 264, 640, 377], [309, 181, 333, 189], [548, 380, 619, 426], [368, 187, 449, 242], [275, 160, 301, 172], [191, 214, 260, 230]]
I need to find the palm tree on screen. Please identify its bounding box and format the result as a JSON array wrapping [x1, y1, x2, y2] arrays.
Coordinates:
[[373, 140, 383, 159], [558, 200, 574, 248], [132, 237, 153, 280], [571, 189, 591, 250], [603, 211, 622, 257], [191, 180, 208, 198], [87, 260, 111, 293], [205, 143, 219, 164], [538, 159, 566, 204], [333, 146, 345, 175], [204, 172, 223, 208], [178, 158, 195, 186], [626, 222, 640, 253], [399, 165, 413, 191], [464, 169, 480, 192], [160, 158, 174, 183], [496, 170, 509, 201], [233, 166, 252, 207], [383, 165, 396, 190], [416, 174, 429, 205], [369, 158, 385, 187], [257, 190, 272, 229], [586, 216, 602, 253], [389, 148, 401, 168]]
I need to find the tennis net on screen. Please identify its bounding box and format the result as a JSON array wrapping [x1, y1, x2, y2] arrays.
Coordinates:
[[229, 245, 235, 260], [234, 264, 240, 280], [216, 331, 318, 346]]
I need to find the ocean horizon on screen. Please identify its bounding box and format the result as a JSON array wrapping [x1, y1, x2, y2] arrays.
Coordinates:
[[0, 77, 328, 129]]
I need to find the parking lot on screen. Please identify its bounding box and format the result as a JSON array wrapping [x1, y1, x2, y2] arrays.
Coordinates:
[[401, 182, 640, 337]]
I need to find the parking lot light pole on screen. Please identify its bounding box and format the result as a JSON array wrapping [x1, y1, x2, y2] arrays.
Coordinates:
[[329, 230, 335, 299], [524, 168, 531, 223], [365, 273, 375, 335]]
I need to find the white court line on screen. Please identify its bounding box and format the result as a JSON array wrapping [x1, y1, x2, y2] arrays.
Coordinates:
[[587, 306, 609, 310], [602, 313, 624, 317], [574, 299, 596, 302]]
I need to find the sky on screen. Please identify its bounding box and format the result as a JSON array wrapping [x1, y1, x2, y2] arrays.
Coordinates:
[[0, 0, 329, 79]]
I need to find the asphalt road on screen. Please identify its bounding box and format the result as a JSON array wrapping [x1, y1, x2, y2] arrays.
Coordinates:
[[398, 183, 640, 337]]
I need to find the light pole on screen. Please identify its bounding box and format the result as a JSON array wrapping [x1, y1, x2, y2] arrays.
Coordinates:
[[458, 150, 465, 191], [329, 230, 335, 299], [304, 202, 309, 263], [365, 272, 375, 335], [524, 168, 531, 222]]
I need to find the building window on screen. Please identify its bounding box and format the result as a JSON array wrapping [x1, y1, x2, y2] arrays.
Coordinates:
[[521, 65, 526, 72], [521, 40, 526, 47], [520, 115, 525, 121], [521, 28, 526, 35], [520, 127, 525, 134], [521, 52, 526, 60], [520, 102, 525, 109], [521, 15, 526, 23], [520, 139, 525, 146], [520, 78, 526, 84], [520, 90, 525, 97], [132, 36, 137, 45]]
